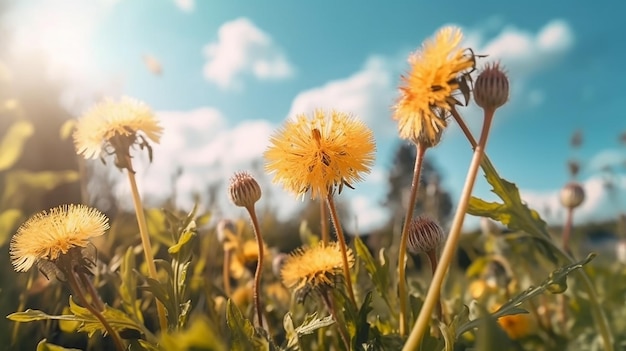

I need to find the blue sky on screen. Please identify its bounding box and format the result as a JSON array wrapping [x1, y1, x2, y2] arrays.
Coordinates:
[[6, 0, 626, 232]]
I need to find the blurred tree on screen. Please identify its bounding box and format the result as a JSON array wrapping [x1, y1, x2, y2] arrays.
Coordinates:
[[384, 142, 453, 225]]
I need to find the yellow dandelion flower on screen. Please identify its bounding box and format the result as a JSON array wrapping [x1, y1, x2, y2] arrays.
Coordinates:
[[73, 96, 163, 160], [393, 26, 476, 146], [9, 204, 109, 272], [281, 241, 354, 297], [229, 239, 268, 279], [264, 110, 376, 199]]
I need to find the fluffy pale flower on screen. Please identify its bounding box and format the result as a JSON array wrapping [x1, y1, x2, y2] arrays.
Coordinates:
[[10, 204, 109, 272], [264, 110, 376, 199], [73, 96, 163, 160], [393, 26, 475, 146], [281, 241, 354, 296]]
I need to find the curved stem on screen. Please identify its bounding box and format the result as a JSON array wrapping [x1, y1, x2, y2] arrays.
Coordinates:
[[404, 110, 494, 350], [320, 198, 330, 244], [398, 142, 427, 335], [66, 267, 125, 351], [125, 156, 168, 332], [326, 195, 356, 305], [246, 205, 265, 329], [77, 269, 105, 311]]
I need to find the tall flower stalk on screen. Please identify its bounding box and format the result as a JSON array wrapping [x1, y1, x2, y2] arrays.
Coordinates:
[[73, 97, 167, 331], [264, 110, 376, 305], [392, 26, 476, 335], [404, 63, 509, 349], [228, 171, 266, 328]]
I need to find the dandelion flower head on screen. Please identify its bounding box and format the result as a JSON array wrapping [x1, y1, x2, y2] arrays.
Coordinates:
[[281, 241, 354, 296], [264, 110, 376, 199], [393, 26, 475, 146], [73, 96, 163, 160], [9, 204, 109, 272]]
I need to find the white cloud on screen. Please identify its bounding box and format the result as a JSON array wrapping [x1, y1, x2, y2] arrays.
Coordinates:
[[287, 56, 396, 138], [203, 17, 294, 90], [174, 0, 194, 12], [470, 20, 574, 76]]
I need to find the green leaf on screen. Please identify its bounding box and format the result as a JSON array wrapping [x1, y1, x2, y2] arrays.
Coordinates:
[[226, 299, 269, 351], [36, 339, 81, 351], [0, 120, 33, 171], [119, 247, 143, 323], [474, 304, 515, 351], [353, 291, 374, 348], [8, 297, 146, 338], [468, 156, 557, 262], [283, 313, 299, 349], [295, 312, 335, 336], [67, 297, 145, 337], [0, 208, 22, 247], [456, 253, 595, 338], [158, 316, 227, 351], [1, 170, 79, 207], [354, 237, 393, 311], [168, 220, 196, 254]]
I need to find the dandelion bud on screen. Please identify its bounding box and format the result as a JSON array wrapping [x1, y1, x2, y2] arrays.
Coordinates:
[[228, 171, 262, 209], [473, 63, 509, 110], [406, 216, 445, 255], [560, 182, 585, 209]]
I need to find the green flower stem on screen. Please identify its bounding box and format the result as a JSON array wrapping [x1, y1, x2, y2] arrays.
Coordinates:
[[244, 204, 265, 329], [125, 155, 168, 332], [320, 288, 350, 350], [223, 248, 232, 296], [404, 109, 494, 350], [66, 266, 125, 351], [76, 269, 105, 311], [397, 142, 427, 336], [326, 195, 356, 305], [451, 109, 614, 351], [320, 199, 330, 244]]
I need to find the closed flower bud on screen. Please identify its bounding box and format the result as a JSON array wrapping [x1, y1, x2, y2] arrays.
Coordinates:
[[407, 216, 445, 254], [473, 63, 509, 110], [560, 182, 585, 209], [228, 171, 262, 209]]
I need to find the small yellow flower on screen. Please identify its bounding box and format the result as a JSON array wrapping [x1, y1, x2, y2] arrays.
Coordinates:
[[281, 241, 354, 299], [73, 96, 163, 160], [264, 110, 376, 199], [229, 239, 268, 279], [393, 26, 476, 146], [9, 204, 109, 272], [492, 304, 534, 340]]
